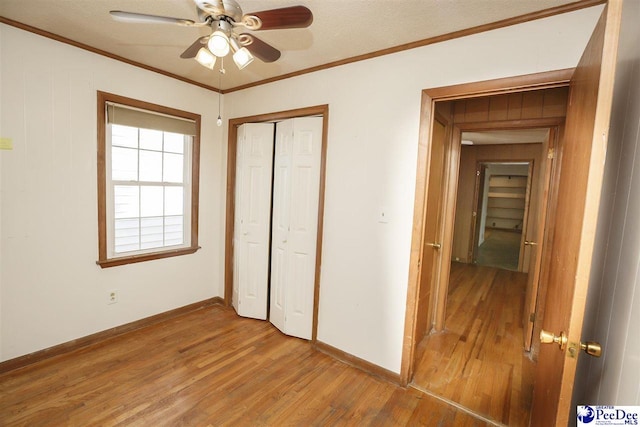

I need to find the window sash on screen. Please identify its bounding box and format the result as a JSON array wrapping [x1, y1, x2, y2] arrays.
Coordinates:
[[105, 126, 193, 258]]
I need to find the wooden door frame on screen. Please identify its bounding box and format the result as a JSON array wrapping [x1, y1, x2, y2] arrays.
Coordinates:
[[469, 158, 535, 271], [400, 69, 574, 385], [224, 105, 329, 343], [469, 161, 487, 264]]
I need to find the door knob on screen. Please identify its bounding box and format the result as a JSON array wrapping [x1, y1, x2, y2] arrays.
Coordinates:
[[524, 240, 538, 246], [540, 329, 567, 350], [425, 242, 441, 249], [580, 341, 602, 357]]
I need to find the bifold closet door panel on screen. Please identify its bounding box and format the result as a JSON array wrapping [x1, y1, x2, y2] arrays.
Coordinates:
[[233, 123, 275, 320], [270, 117, 323, 339]]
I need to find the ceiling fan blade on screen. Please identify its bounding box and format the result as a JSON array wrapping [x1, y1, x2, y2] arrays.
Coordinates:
[[240, 34, 281, 63], [243, 6, 312, 30], [110, 11, 197, 27], [180, 36, 208, 59]]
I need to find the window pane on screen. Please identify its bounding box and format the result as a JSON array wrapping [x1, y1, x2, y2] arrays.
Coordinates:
[[141, 217, 164, 249], [112, 147, 138, 181], [140, 186, 163, 217], [139, 128, 163, 151], [112, 124, 138, 148], [139, 150, 163, 182], [114, 186, 139, 219], [163, 153, 184, 183], [114, 218, 140, 253], [165, 215, 184, 246], [165, 187, 184, 216], [164, 133, 185, 154]]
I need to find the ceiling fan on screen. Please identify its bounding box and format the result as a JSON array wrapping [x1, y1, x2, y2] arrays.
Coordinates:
[[110, 0, 313, 71]]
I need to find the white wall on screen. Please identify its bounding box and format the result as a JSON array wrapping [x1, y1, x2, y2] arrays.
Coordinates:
[[224, 7, 602, 373], [0, 25, 226, 361], [573, 0, 640, 407], [0, 5, 603, 371]]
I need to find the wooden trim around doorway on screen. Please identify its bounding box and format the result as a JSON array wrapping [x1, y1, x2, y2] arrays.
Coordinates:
[[224, 105, 329, 343], [400, 69, 573, 386]]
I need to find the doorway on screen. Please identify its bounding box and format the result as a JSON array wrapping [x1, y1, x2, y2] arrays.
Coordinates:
[[473, 161, 533, 272], [401, 80, 569, 425], [224, 105, 329, 342], [412, 129, 550, 425]]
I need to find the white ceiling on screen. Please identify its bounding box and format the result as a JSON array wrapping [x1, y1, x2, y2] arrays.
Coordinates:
[[0, 0, 592, 91], [463, 129, 551, 145]]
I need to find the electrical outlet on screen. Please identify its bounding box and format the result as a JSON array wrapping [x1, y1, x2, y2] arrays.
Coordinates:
[[108, 290, 118, 305]]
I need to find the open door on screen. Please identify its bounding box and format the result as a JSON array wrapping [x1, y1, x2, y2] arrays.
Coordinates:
[[522, 129, 556, 351], [530, 2, 622, 425], [414, 114, 449, 342]]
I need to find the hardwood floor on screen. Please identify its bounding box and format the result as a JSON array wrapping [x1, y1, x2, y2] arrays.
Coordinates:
[[412, 263, 534, 427], [0, 305, 491, 426], [476, 229, 522, 271]]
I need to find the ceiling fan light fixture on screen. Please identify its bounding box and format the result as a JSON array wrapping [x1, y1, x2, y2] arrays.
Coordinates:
[[195, 47, 216, 69], [233, 47, 254, 69], [208, 30, 230, 57], [230, 38, 253, 69]]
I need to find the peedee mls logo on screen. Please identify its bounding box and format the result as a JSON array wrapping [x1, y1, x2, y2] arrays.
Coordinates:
[[578, 406, 640, 426]]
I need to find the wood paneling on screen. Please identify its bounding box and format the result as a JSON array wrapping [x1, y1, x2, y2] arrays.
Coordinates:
[[0, 305, 491, 426], [452, 87, 569, 124]]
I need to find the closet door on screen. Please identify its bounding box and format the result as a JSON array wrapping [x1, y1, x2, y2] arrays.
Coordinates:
[[233, 123, 274, 320], [270, 117, 323, 339]]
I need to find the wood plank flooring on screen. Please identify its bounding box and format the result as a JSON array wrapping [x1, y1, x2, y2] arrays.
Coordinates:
[[412, 263, 534, 427], [0, 305, 490, 426], [476, 229, 522, 271]]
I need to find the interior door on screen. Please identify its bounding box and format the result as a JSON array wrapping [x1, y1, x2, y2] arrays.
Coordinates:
[[523, 129, 556, 351], [270, 117, 323, 339], [516, 163, 534, 272], [414, 115, 448, 340], [529, 2, 622, 425], [233, 123, 275, 320]]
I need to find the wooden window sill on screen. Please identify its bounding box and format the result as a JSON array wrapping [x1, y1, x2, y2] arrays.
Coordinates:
[[97, 246, 201, 268]]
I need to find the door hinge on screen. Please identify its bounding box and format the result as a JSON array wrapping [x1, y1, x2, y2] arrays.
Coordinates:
[[548, 148, 555, 159], [529, 312, 536, 323], [476, 170, 481, 176]]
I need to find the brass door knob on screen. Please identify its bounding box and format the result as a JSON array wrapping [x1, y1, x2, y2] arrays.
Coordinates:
[[540, 329, 567, 350], [425, 242, 441, 249], [524, 240, 538, 246], [581, 341, 602, 357]]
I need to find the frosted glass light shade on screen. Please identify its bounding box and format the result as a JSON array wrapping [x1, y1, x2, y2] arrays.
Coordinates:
[[233, 47, 254, 69], [208, 31, 230, 57], [195, 48, 216, 69]]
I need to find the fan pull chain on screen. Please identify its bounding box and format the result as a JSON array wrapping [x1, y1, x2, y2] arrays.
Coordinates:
[[217, 58, 225, 127]]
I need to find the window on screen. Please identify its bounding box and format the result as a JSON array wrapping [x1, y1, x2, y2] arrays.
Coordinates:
[[97, 92, 201, 268]]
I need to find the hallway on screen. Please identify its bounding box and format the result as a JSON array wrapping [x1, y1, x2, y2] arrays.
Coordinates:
[[412, 262, 534, 426], [476, 229, 522, 271]]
